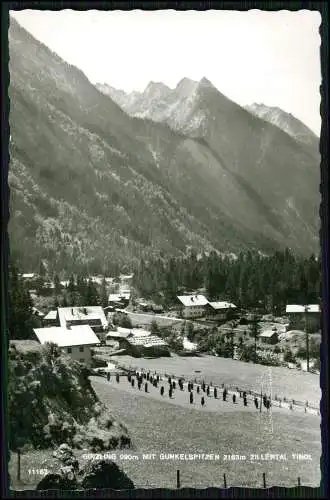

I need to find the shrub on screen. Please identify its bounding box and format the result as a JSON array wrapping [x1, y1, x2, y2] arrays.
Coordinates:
[[80, 459, 135, 490], [283, 349, 295, 363]]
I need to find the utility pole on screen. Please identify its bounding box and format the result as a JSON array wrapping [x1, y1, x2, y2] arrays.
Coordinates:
[[304, 305, 310, 372]]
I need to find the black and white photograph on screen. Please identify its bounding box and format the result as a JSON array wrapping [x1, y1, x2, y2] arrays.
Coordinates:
[[4, 5, 325, 493]]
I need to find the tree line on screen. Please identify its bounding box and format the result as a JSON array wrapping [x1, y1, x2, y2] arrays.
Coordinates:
[[8, 262, 108, 340], [132, 248, 321, 314]]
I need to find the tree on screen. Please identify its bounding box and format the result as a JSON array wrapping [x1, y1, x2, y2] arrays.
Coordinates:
[[67, 275, 77, 306], [42, 342, 62, 365], [84, 280, 99, 306], [118, 315, 133, 329], [186, 321, 194, 341], [99, 278, 108, 309], [240, 344, 255, 363], [283, 348, 295, 363], [8, 263, 35, 340], [39, 260, 47, 278], [54, 274, 61, 296], [150, 319, 159, 336], [167, 333, 183, 352], [249, 315, 261, 364]]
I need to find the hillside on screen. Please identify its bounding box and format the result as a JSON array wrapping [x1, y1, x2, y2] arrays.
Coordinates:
[[9, 17, 320, 275], [244, 103, 319, 150], [8, 340, 131, 451]]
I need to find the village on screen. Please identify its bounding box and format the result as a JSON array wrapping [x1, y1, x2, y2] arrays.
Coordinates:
[[20, 271, 321, 374]]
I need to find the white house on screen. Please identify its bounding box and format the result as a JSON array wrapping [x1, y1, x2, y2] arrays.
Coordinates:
[[177, 295, 209, 319], [33, 324, 100, 367]]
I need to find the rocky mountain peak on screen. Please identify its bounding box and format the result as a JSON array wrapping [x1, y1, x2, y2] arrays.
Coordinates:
[[245, 102, 319, 147]]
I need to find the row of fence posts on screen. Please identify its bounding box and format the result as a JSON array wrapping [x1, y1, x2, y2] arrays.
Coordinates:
[[125, 364, 319, 412], [175, 470, 302, 489]]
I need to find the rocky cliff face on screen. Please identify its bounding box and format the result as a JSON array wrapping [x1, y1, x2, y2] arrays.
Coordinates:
[[244, 103, 319, 149], [9, 17, 320, 275]]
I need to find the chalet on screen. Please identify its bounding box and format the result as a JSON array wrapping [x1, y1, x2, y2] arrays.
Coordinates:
[[205, 301, 237, 322], [177, 295, 208, 319], [33, 324, 100, 367], [58, 306, 108, 336], [285, 304, 321, 333], [259, 329, 279, 345]]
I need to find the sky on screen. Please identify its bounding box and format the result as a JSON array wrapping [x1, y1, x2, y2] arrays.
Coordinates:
[[10, 9, 321, 135]]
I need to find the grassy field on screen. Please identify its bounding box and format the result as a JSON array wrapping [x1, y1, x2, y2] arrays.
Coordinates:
[[90, 378, 321, 488], [9, 376, 321, 490], [111, 354, 321, 407], [9, 352, 321, 491]]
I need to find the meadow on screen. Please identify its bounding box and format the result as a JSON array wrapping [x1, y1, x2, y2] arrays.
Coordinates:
[[89, 377, 322, 489], [8, 353, 322, 491], [9, 375, 321, 490], [111, 354, 321, 407]]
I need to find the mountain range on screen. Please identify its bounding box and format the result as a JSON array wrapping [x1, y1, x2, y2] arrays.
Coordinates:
[[8, 17, 320, 275], [96, 81, 320, 150]]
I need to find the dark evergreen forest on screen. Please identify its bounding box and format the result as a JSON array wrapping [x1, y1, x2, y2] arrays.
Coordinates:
[[8, 248, 321, 341], [132, 248, 321, 314]]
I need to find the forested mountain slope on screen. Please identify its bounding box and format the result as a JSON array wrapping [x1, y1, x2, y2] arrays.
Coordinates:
[[8, 17, 320, 275]]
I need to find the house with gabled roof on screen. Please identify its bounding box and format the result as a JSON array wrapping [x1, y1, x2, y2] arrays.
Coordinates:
[[57, 306, 108, 335], [205, 301, 237, 322], [177, 294, 208, 319], [34, 324, 100, 367]]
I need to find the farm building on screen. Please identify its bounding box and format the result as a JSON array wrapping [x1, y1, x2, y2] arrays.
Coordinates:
[[57, 306, 108, 337], [43, 309, 59, 327], [258, 329, 279, 345], [106, 328, 169, 357], [108, 292, 131, 309], [205, 301, 237, 322], [22, 273, 36, 279], [32, 307, 45, 319], [33, 324, 100, 367], [285, 304, 321, 333], [137, 300, 164, 313], [90, 275, 113, 286], [117, 326, 151, 337], [177, 295, 209, 319], [20, 273, 38, 288]]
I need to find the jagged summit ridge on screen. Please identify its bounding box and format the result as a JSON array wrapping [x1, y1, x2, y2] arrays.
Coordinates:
[[245, 103, 318, 148]]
